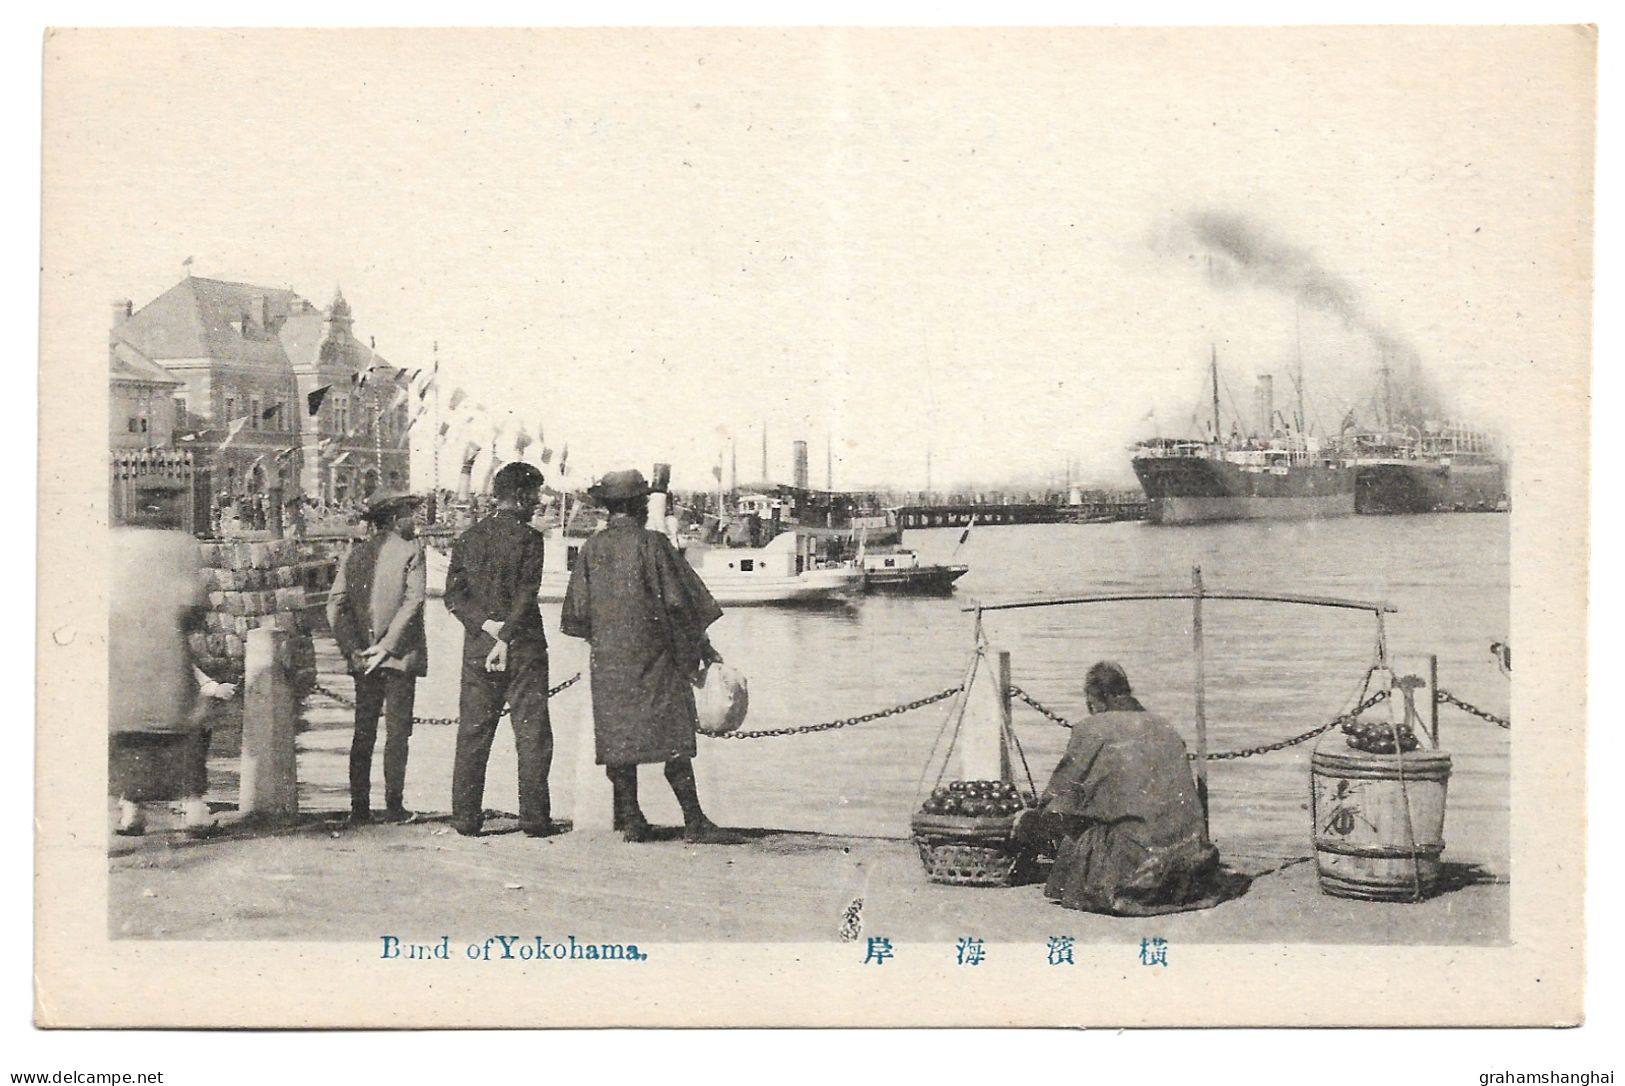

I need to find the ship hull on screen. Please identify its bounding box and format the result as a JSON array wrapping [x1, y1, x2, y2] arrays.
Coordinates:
[[1355, 460, 1508, 514], [1133, 456, 1356, 525], [863, 565, 969, 594]]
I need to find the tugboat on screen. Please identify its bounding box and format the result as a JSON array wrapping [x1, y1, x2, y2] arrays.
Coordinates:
[[859, 549, 969, 594]]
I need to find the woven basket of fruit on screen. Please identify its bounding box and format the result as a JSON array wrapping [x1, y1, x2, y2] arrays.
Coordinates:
[[911, 779, 1035, 887]]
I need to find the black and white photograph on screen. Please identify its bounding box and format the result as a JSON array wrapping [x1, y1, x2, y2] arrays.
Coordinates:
[[35, 25, 1591, 1029]]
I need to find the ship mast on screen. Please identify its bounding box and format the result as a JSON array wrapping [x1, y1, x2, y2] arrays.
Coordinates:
[[1210, 344, 1222, 443], [1294, 304, 1307, 434], [1384, 346, 1397, 435]]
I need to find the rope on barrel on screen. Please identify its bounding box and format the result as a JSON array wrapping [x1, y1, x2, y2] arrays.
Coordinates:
[[311, 672, 583, 727], [705, 683, 966, 740], [1434, 688, 1511, 730], [1007, 683, 1392, 760]]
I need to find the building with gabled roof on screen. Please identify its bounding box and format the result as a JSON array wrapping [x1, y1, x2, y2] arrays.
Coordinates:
[[110, 275, 412, 505]]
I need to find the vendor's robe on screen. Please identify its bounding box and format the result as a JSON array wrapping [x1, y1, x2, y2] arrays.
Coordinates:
[[108, 526, 209, 800], [1026, 708, 1224, 916], [560, 516, 723, 766]]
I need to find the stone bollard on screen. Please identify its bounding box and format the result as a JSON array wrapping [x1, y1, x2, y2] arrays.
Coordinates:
[[241, 627, 299, 821]]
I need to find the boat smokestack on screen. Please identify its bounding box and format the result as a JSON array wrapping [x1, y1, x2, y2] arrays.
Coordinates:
[[792, 440, 809, 489], [1255, 375, 1275, 436]]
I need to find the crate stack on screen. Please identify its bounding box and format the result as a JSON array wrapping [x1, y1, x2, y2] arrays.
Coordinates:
[[190, 540, 320, 695]]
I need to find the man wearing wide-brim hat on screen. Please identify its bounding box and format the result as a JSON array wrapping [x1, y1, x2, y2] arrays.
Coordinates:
[[561, 468, 733, 843], [327, 490, 429, 825]]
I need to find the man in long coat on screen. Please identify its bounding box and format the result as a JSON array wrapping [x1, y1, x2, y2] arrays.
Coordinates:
[[1013, 661, 1225, 915], [327, 492, 428, 825], [560, 469, 731, 843], [109, 488, 232, 837]]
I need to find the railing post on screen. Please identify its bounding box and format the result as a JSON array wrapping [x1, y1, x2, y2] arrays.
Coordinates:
[[959, 647, 1010, 784], [1191, 566, 1211, 842], [1429, 653, 1440, 747], [241, 627, 298, 821]]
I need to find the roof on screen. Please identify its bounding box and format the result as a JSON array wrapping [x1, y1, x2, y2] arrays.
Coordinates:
[[109, 338, 183, 387], [116, 276, 312, 367], [116, 275, 410, 388]]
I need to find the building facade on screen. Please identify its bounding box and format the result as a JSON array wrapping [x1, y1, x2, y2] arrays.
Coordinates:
[[110, 276, 412, 507]]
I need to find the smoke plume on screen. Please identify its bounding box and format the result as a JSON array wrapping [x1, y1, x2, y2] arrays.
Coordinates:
[[1156, 209, 1442, 423]]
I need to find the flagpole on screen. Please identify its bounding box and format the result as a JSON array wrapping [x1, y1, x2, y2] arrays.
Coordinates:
[[432, 341, 441, 495], [371, 337, 383, 485]]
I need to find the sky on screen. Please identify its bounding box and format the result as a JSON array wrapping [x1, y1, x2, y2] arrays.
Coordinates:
[[48, 27, 1594, 491]]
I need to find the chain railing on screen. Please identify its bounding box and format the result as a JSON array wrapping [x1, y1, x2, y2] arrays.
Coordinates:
[[1435, 688, 1511, 730], [311, 672, 583, 727], [1009, 683, 1392, 760], [704, 684, 965, 740]]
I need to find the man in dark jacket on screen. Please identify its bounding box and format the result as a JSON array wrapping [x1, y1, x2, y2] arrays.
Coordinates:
[[443, 462, 559, 837], [560, 468, 732, 843], [1013, 661, 1224, 915], [327, 492, 428, 826]]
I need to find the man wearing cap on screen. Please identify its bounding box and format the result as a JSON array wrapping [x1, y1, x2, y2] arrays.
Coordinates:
[[443, 462, 559, 837], [327, 492, 428, 826], [561, 468, 732, 843]]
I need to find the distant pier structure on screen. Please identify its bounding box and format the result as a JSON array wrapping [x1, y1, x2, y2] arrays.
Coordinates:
[[895, 494, 1147, 529]]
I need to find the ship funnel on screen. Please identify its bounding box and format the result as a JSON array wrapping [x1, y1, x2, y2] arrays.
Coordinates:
[[1254, 375, 1275, 436]]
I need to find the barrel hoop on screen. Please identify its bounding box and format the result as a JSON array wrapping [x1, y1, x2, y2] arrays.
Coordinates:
[[1317, 871, 1433, 902], [1312, 764, 1452, 783], [1312, 750, 1452, 771], [1314, 839, 1444, 860]]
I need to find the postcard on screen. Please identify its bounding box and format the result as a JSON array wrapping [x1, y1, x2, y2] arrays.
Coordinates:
[[36, 26, 1592, 1027]]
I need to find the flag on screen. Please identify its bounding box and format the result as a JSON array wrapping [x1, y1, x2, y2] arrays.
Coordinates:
[[395, 367, 409, 383], [461, 441, 482, 470], [437, 421, 450, 441], [711, 463, 723, 482], [482, 453, 504, 494], [540, 446, 554, 464], [260, 402, 281, 421], [514, 427, 533, 457], [217, 415, 250, 450], [352, 369, 369, 389], [307, 385, 331, 416], [417, 370, 435, 400], [1143, 407, 1157, 422], [318, 436, 336, 455], [447, 388, 467, 412], [387, 385, 411, 412], [957, 514, 976, 546], [275, 445, 299, 463], [332, 451, 352, 468], [558, 443, 569, 475]]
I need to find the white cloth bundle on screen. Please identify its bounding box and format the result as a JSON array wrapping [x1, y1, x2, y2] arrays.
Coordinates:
[[694, 662, 749, 735]]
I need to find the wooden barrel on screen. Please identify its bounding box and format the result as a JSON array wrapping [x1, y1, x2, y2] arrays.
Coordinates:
[[1310, 736, 1452, 902]]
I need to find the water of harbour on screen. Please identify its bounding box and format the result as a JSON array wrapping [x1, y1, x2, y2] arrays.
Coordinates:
[[398, 513, 1510, 868]]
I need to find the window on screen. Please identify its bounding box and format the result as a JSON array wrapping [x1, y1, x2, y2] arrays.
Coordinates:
[[250, 397, 261, 431], [140, 418, 149, 433], [225, 395, 236, 424], [127, 418, 139, 433], [740, 559, 754, 573]]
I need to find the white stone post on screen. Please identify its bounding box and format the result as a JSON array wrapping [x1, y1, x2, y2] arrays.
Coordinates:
[[241, 627, 298, 819]]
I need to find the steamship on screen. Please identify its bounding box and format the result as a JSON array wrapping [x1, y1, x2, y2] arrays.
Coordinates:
[[1348, 423, 1507, 514], [1131, 350, 1355, 525]]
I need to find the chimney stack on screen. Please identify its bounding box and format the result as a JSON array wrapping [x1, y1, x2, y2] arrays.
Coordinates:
[[250, 293, 269, 330], [111, 298, 132, 329], [1254, 375, 1275, 437], [792, 440, 809, 489]]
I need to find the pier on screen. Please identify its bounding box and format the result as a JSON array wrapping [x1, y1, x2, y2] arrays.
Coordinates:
[[895, 499, 1146, 530]]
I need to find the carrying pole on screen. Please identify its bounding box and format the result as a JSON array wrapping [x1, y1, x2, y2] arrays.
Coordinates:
[[997, 650, 1014, 784], [1191, 565, 1211, 841]]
